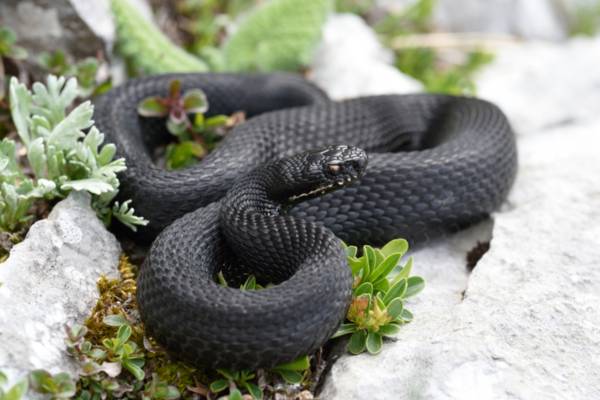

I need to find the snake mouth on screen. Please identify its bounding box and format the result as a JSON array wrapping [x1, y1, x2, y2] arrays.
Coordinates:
[[287, 174, 357, 203], [288, 183, 335, 202]]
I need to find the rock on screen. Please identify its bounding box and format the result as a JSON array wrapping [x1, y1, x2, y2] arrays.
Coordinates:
[[309, 14, 423, 100], [477, 36, 600, 134], [0, 0, 152, 58], [320, 38, 600, 399], [0, 192, 121, 388]]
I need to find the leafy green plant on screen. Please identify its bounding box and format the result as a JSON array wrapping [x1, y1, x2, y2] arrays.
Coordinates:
[[142, 374, 180, 400], [28, 370, 76, 399], [0, 371, 28, 400], [101, 323, 146, 381], [111, 0, 209, 74], [65, 317, 181, 399], [0, 75, 148, 232], [395, 48, 494, 95], [333, 239, 425, 354], [37, 50, 111, 98], [138, 79, 241, 170], [209, 369, 262, 400], [112, 0, 330, 74], [222, 0, 332, 71], [209, 355, 310, 399], [269, 355, 310, 385]]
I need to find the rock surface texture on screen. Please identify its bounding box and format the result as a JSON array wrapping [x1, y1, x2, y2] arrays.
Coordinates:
[[319, 36, 600, 400], [309, 14, 423, 100], [0, 192, 120, 388], [0, 0, 152, 58]]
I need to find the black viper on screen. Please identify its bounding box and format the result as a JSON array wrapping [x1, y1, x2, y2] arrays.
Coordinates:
[[94, 73, 517, 369]]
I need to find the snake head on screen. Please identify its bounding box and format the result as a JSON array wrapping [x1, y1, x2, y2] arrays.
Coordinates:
[[286, 145, 368, 203]]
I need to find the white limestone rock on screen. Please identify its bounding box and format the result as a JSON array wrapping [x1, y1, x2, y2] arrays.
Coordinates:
[[477, 36, 600, 134], [0, 192, 121, 388], [309, 14, 423, 100], [320, 38, 600, 399]]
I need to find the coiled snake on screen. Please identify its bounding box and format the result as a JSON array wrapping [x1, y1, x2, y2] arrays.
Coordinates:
[[95, 73, 517, 370]]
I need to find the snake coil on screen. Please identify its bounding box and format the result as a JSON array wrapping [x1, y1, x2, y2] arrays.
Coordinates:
[[95, 73, 517, 369]]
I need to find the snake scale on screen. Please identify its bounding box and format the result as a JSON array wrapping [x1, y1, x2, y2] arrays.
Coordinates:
[[94, 73, 517, 370]]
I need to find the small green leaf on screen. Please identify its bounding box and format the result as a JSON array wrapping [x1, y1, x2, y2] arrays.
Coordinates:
[[405, 276, 425, 298], [393, 257, 413, 283], [347, 330, 367, 355], [168, 79, 182, 99], [345, 245, 358, 258], [378, 323, 401, 337], [348, 256, 365, 276], [273, 355, 309, 371], [401, 308, 414, 322], [209, 379, 228, 393], [373, 278, 390, 293], [383, 278, 407, 305], [364, 245, 376, 273], [182, 89, 208, 114], [228, 388, 244, 400], [28, 370, 51, 392], [275, 369, 303, 385], [241, 275, 257, 291], [166, 115, 189, 138], [216, 369, 235, 381], [103, 314, 128, 327], [386, 297, 404, 319], [116, 324, 132, 343], [381, 238, 409, 257], [368, 252, 401, 283], [137, 97, 169, 117], [354, 282, 373, 297], [61, 178, 114, 195], [123, 360, 145, 381], [373, 249, 385, 267], [204, 114, 229, 129], [244, 382, 263, 400], [332, 323, 357, 338], [366, 332, 383, 354], [162, 385, 181, 400], [5, 379, 28, 400], [165, 141, 206, 170]]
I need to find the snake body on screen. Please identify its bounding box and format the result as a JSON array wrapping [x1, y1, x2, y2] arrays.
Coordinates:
[[95, 73, 517, 369]]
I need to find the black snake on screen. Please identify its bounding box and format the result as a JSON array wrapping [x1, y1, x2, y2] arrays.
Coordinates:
[[95, 73, 517, 370]]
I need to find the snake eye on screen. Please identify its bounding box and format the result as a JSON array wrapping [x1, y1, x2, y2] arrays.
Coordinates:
[[328, 164, 342, 174]]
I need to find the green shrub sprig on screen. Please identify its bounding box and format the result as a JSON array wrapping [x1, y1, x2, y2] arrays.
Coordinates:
[[138, 79, 243, 170], [333, 239, 425, 354]]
